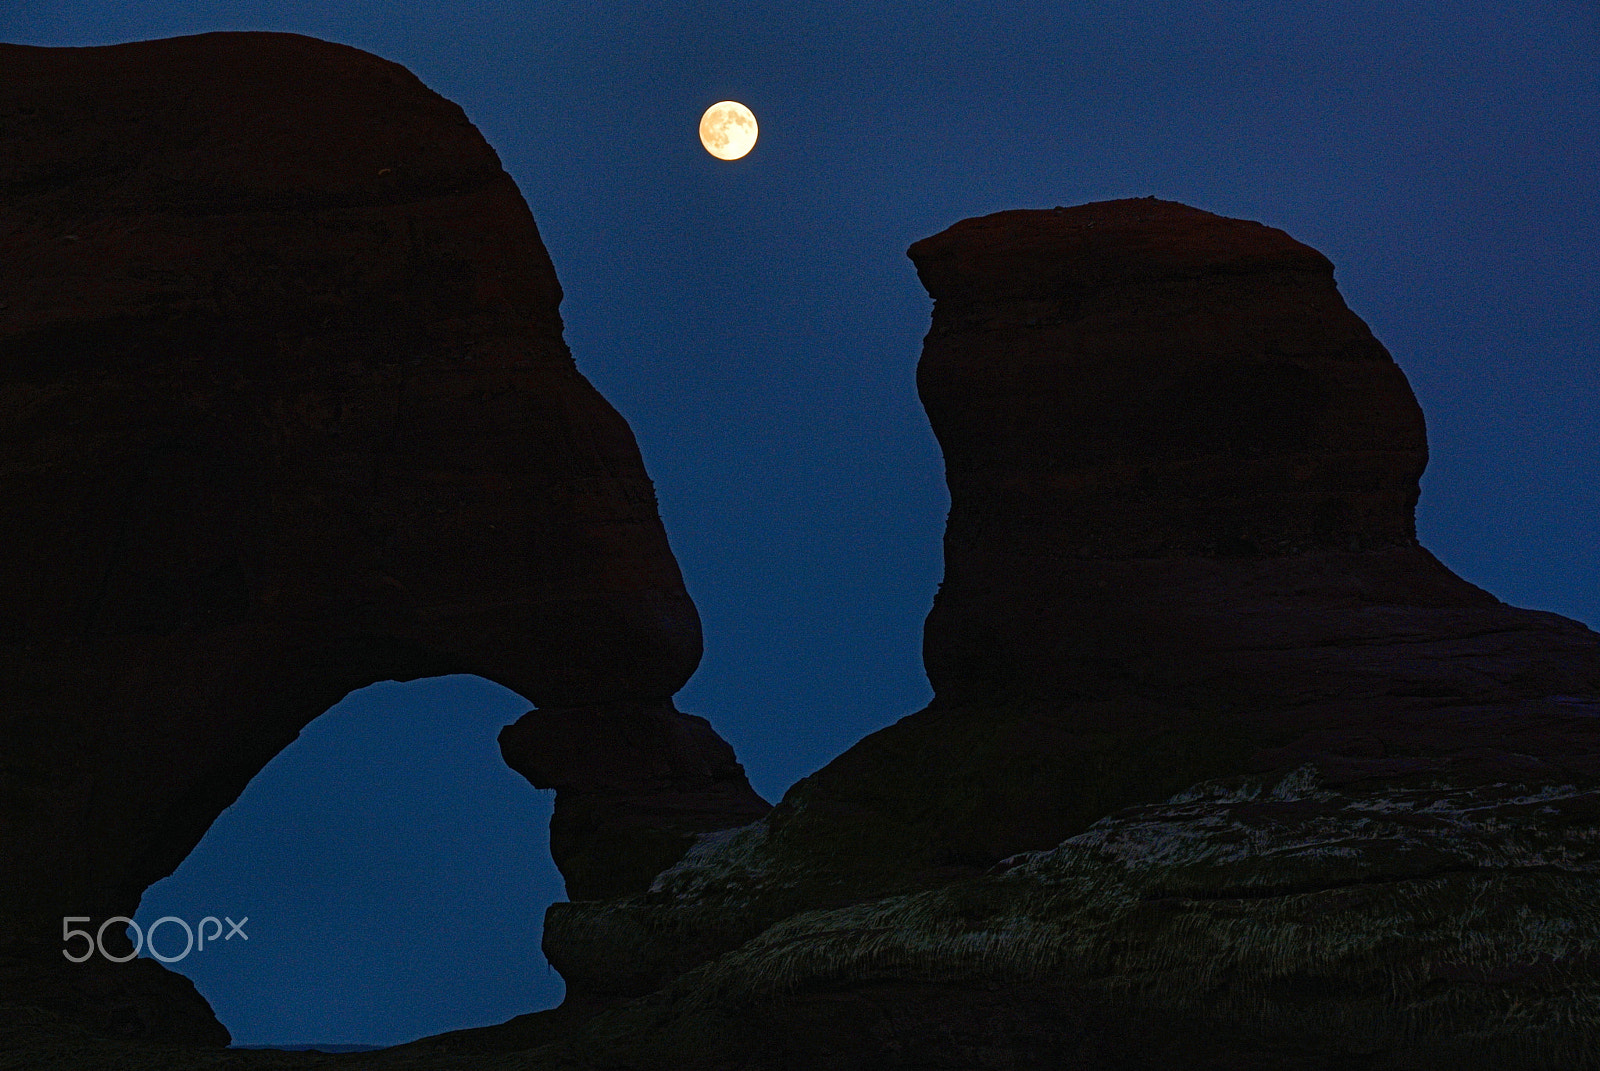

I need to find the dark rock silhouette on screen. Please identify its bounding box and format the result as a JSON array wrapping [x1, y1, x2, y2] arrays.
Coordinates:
[[0, 30, 763, 1045], [5, 30, 1600, 1071], [499, 703, 771, 902], [535, 200, 1600, 1069]]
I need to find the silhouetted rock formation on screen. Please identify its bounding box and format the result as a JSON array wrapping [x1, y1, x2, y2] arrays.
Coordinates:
[[0, 30, 763, 1045], [7, 30, 1600, 1069], [915, 199, 1426, 696], [499, 703, 771, 902], [536, 200, 1600, 1069]]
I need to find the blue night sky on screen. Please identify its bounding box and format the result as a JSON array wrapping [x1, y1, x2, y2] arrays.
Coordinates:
[[5, 0, 1596, 1049]]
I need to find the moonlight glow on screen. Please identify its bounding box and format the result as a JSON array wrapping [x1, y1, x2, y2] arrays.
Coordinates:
[[698, 101, 758, 160]]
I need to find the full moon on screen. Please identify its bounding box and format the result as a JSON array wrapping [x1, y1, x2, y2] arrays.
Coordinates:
[[698, 101, 758, 160]]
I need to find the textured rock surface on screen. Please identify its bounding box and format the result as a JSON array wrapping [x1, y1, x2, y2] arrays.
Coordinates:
[[535, 200, 1600, 1068], [535, 767, 1600, 1070], [0, 30, 764, 1044]]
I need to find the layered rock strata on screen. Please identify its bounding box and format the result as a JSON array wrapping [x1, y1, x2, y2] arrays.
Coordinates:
[[0, 31, 764, 1044]]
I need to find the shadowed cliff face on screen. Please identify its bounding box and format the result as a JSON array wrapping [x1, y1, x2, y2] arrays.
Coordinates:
[[0, 31, 764, 1043]]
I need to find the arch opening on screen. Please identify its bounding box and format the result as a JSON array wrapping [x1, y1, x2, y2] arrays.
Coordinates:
[[131, 675, 566, 1049]]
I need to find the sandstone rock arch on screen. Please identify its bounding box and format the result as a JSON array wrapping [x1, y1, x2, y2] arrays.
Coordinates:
[[0, 31, 765, 1041], [11, 30, 1600, 1071]]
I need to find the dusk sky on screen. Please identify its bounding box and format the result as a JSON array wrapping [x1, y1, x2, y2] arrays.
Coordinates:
[[5, 0, 1596, 1049]]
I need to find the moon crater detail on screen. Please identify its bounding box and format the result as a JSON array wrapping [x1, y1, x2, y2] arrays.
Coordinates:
[[699, 101, 758, 160]]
